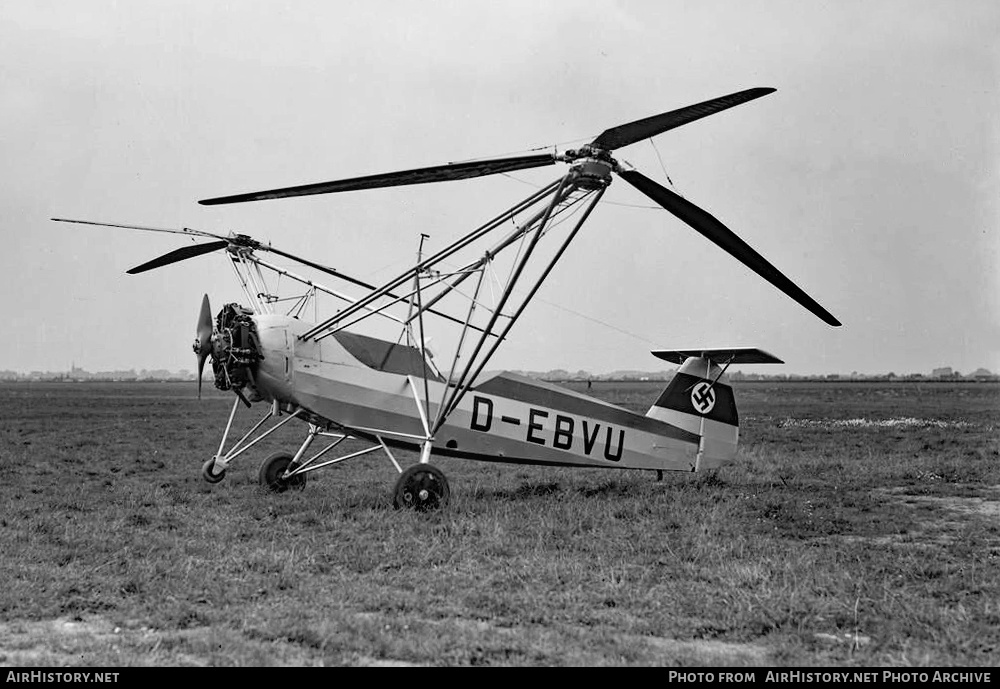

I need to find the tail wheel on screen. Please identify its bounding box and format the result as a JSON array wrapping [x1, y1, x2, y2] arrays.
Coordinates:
[[259, 452, 307, 493], [393, 464, 450, 510], [202, 458, 226, 484]]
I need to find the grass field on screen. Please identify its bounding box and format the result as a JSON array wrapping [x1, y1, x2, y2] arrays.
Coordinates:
[[0, 380, 997, 667]]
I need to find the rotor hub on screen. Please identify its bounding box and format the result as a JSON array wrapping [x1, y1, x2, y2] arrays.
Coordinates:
[[564, 147, 614, 190]]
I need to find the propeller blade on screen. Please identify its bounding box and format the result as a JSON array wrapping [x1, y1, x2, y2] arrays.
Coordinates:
[[196, 294, 213, 399], [198, 153, 557, 205], [197, 355, 206, 399], [197, 294, 213, 350], [590, 88, 776, 150], [126, 240, 229, 275], [618, 169, 840, 326]]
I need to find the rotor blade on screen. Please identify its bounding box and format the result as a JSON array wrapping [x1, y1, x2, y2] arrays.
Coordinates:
[[198, 153, 557, 205], [126, 240, 229, 274], [590, 88, 776, 150], [618, 169, 840, 326], [51, 218, 226, 241]]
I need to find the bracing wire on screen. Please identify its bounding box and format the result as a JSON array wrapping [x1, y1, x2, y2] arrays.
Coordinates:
[[648, 137, 687, 200], [446, 135, 595, 165], [531, 295, 661, 347]]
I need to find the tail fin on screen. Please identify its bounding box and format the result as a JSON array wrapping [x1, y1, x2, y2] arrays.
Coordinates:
[[646, 348, 782, 470]]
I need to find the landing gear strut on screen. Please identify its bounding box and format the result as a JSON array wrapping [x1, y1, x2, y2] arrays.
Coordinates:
[[202, 396, 451, 508]]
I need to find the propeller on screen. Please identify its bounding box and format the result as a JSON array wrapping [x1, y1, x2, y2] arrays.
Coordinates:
[[194, 294, 213, 398], [617, 169, 841, 326]]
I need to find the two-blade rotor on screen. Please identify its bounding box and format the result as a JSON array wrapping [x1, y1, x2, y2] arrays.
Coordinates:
[[195, 87, 839, 326], [50, 217, 492, 333]]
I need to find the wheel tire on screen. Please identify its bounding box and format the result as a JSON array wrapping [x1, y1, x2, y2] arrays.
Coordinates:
[[259, 452, 307, 493], [202, 458, 226, 484], [393, 464, 450, 510]]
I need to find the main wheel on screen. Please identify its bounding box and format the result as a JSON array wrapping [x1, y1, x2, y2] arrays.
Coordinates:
[[202, 458, 226, 484], [393, 464, 450, 510], [259, 452, 307, 493]]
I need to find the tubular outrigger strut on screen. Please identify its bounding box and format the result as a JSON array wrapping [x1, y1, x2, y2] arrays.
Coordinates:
[[202, 397, 404, 485], [278, 425, 403, 481]]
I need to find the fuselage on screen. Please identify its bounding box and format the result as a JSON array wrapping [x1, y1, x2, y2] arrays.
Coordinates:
[[247, 314, 710, 472]]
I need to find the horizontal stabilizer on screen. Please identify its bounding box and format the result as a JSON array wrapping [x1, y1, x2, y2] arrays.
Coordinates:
[[651, 347, 783, 365]]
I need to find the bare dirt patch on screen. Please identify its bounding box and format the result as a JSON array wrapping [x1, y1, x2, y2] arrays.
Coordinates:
[[840, 485, 1000, 548], [640, 636, 768, 665], [0, 616, 322, 667], [0, 614, 766, 666], [442, 616, 769, 665], [0, 617, 120, 667]]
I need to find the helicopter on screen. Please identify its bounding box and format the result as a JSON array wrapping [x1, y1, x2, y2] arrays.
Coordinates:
[[53, 86, 839, 509]]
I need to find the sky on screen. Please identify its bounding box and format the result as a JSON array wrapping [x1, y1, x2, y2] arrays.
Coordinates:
[[2, 0, 998, 377]]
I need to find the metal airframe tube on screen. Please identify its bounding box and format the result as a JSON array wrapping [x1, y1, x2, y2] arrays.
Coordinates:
[[439, 185, 605, 427], [299, 178, 562, 340], [290, 424, 319, 467], [322, 268, 467, 338], [406, 375, 433, 440], [414, 236, 432, 426], [411, 193, 585, 322], [229, 256, 257, 308], [215, 396, 242, 461], [433, 265, 487, 430], [377, 436, 403, 474], [252, 255, 406, 326], [218, 408, 304, 466], [437, 175, 573, 423], [285, 444, 384, 476], [226, 405, 281, 459], [264, 245, 487, 334]]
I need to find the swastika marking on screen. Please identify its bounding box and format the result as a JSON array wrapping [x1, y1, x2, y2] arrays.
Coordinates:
[[691, 382, 716, 414]]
